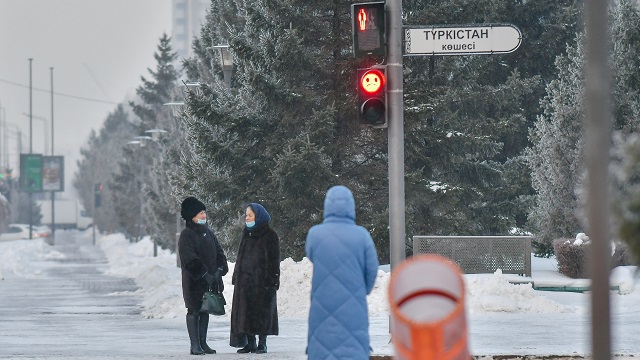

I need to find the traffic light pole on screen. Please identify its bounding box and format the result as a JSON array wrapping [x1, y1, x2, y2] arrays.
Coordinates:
[[387, 0, 406, 270]]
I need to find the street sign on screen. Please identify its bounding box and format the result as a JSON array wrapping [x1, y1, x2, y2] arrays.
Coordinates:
[[404, 24, 522, 56]]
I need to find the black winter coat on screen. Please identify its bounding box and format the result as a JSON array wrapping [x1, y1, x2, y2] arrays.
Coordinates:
[[230, 222, 280, 343], [178, 222, 228, 311]]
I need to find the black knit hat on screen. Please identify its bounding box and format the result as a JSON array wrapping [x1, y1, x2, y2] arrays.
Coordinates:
[[181, 197, 206, 221]]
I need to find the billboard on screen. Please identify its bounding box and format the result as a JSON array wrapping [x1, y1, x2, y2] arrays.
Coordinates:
[[42, 156, 64, 192], [20, 154, 42, 192]]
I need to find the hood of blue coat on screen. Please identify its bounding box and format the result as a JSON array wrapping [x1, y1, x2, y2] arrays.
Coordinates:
[[323, 185, 355, 222]]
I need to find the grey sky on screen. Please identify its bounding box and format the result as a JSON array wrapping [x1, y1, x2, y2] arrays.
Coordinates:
[[0, 0, 172, 197]]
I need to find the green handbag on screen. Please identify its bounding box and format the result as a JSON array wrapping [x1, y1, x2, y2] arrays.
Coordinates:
[[200, 290, 226, 316]]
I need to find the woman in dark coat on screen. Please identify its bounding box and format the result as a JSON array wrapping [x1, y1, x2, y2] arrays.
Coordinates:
[[230, 203, 280, 354], [178, 197, 228, 355]]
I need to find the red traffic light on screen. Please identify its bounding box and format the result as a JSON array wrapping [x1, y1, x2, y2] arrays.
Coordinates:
[[360, 69, 385, 94], [357, 67, 387, 127]]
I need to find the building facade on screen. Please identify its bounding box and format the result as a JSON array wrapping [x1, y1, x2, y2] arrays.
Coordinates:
[[171, 0, 208, 59]]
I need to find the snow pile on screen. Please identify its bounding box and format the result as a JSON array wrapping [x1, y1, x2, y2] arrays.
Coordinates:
[[4, 232, 637, 323], [465, 269, 578, 314], [574, 232, 590, 245], [97, 234, 391, 319], [96, 234, 584, 321], [0, 238, 62, 279]]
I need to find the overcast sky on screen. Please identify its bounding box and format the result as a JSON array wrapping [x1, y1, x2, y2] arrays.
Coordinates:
[[0, 0, 173, 197]]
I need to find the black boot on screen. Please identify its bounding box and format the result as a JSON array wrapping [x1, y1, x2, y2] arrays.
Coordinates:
[[186, 314, 205, 355], [254, 335, 267, 354], [198, 313, 216, 354], [237, 334, 256, 354]]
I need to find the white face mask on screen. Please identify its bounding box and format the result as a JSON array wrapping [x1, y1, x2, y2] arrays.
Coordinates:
[[196, 219, 207, 225]]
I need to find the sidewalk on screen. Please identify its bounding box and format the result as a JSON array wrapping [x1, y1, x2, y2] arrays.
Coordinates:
[[0, 232, 311, 359], [1, 232, 638, 359]]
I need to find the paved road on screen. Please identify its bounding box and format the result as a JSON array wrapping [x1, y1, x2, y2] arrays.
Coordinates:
[[0, 232, 310, 359]]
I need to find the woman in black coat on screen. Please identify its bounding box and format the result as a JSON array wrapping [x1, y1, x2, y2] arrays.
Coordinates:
[[230, 203, 280, 354], [178, 197, 228, 355]]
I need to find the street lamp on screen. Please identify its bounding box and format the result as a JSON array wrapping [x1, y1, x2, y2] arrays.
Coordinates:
[[145, 129, 168, 141], [129, 132, 164, 255], [210, 45, 233, 89], [127, 139, 146, 247]]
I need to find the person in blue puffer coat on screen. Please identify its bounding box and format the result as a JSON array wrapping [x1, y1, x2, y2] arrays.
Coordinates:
[[305, 185, 379, 360]]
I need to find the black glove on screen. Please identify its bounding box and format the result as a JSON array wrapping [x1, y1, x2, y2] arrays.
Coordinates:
[[202, 272, 216, 286], [214, 269, 223, 284]]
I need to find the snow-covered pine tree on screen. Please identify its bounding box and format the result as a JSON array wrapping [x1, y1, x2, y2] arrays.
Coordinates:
[[402, 0, 581, 248], [173, 0, 587, 261], [126, 33, 182, 248], [177, 0, 382, 260], [74, 105, 135, 232], [610, 0, 640, 262], [528, 0, 640, 256], [526, 39, 585, 256]]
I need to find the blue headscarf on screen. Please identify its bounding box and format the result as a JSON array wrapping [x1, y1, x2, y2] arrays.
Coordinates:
[[248, 203, 270, 228]]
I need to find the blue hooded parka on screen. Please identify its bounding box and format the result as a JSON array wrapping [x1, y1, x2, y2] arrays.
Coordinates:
[[305, 185, 379, 360]]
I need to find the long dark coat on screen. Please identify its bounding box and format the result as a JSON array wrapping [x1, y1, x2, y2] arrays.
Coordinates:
[[178, 222, 228, 311], [230, 222, 280, 344]]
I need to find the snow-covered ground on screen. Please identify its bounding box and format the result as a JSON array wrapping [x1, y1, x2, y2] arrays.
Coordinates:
[[1, 229, 638, 358]]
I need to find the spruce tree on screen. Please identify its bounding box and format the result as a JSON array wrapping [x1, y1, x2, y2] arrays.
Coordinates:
[[174, 0, 584, 261], [124, 33, 182, 248], [610, 0, 640, 261], [528, 0, 640, 256], [402, 0, 582, 250], [526, 40, 585, 255], [178, 1, 370, 260], [74, 105, 135, 232]]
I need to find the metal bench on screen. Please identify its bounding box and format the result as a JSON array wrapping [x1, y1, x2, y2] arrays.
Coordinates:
[[412, 236, 533, 277]]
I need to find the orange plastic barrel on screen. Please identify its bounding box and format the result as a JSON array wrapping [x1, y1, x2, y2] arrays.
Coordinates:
[[388, 254, 470, 360]]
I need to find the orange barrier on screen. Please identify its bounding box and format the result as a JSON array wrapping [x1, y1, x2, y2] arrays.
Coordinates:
[[388, 254, 470, 360]]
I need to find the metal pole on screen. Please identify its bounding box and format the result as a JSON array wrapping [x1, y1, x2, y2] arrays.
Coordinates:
[[29, 59, 33, 154], [28, 58, 33, 240], [3, 113, 6, 171], [0, 100, 3, 170], [92, 183, 96, 245], [387, 0, 405, 270], [50, 67, 56, 241], [584, 0, 612, 358], [140, 151, 144, 243]]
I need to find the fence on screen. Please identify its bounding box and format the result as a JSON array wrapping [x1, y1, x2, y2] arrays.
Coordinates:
[[412, 236, 533, 277]]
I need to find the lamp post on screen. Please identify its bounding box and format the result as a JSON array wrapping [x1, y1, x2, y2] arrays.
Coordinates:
[[163, 101, 186, 267], [0, 102, 4, 169], [129, 132, 164, 256], [210, 45, 233, 89], [28, 58, 33, 240]]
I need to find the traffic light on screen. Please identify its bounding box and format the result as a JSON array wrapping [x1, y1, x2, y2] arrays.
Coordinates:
[[351, 2, 386, 58], [94, 183, 102, 208], [357, 66, 387, 127]]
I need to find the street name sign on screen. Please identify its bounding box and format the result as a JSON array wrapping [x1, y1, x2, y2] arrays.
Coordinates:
[[404, 24, 522, 56]]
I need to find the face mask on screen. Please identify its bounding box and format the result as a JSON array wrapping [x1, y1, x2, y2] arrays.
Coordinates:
[[196, 219, 207, 225], [246, 221, 255, 228]]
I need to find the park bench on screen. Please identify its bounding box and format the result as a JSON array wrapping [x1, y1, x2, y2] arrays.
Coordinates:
[[412, 235, 533, 277]]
